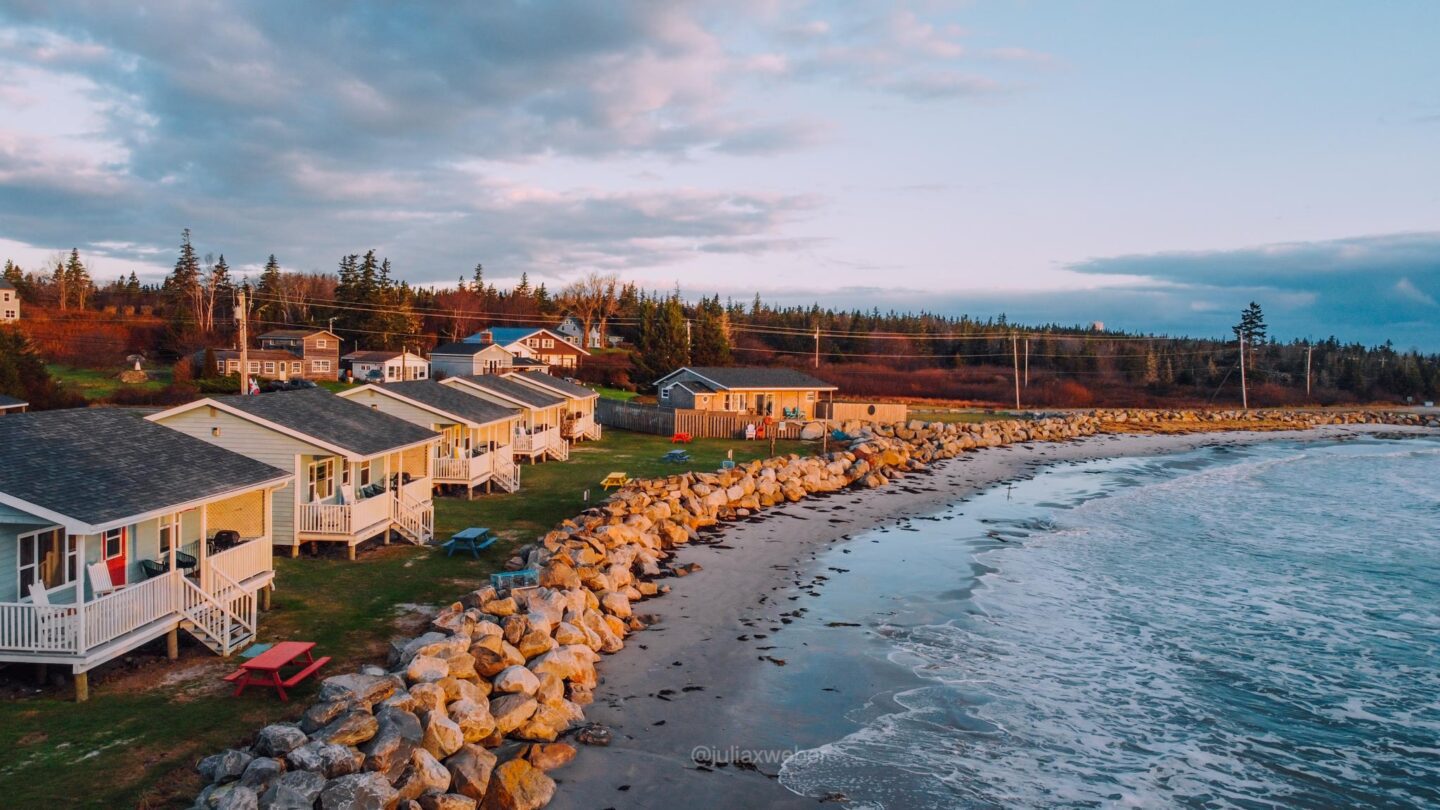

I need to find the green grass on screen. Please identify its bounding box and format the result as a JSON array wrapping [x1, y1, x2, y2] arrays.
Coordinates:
[[46, 364, 172, 400], [595, 386, 639, 402], [317, 379, 360, 393], [0, 429, 817, 808]]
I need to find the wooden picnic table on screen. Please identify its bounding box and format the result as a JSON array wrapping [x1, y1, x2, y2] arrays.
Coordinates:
[[443, 527, 496, 558], [601, 471, 632, 490], [223, 641, 329, 701]]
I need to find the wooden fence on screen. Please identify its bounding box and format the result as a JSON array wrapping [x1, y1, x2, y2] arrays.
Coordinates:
[[673, 409, 809, 440], [816, 401, 909, 423], [596, 399, 675, 435]]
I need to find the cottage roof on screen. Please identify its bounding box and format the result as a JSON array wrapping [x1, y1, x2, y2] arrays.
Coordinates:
[[0, 278, 15, 290], [430, 341, 502, 357], [464, 326, 589, 355], [657, 366, 838, 392], [506, 372, 598, 401], [0, 409, 290, 532], [258, 329, 337, 340], [451, 375, 566, 409], [360, 381, 519, 427], [194, 348, 301, 363], [0, 393, 30, 409], [203, 388, 437, 456]]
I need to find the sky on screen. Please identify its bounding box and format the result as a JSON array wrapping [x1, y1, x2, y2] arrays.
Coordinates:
[[1, 1, 1437, 348]]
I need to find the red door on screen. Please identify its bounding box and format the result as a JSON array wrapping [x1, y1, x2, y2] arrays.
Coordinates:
[[103, 527, 127, 586]]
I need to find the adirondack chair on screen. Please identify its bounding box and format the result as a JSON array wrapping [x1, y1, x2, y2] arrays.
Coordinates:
[[744, 424, 757, 440], [28, 583, 72, 649], [87, 562, 124, 598]]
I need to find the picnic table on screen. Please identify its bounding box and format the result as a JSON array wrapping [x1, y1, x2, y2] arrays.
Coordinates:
[[601, 471, 632, 490], [223, 641, 329, 701], [442, 527, 495, 558], [662, 449, 692, 463], [671, 432, 693, 443]]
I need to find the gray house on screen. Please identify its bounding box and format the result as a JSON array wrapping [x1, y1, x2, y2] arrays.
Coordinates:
[[428, 341, 516, 379], [654, 366, 838, 418], [0, 409, 293, 699]]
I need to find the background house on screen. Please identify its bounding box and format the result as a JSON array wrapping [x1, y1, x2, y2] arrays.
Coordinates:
[[194, 348, 305, 381], [428, 342, 515, 378], [655, 366, 838, 419], [344, 350, 429, 382], [0, 277, 18, 323], [256, 329, 340, 380], [555, 316, 623, 349], [463, 326, 588, 370]]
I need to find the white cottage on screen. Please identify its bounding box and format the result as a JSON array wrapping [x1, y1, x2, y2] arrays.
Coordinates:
[[0, 409, 292, 700], [150, 388, 440, 559], [504, 371, 602, 441], [338, 381, 522, 498], [441, 375, 569, 463]]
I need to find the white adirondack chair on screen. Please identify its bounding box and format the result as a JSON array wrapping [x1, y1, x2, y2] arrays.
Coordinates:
[[87, 562, 124, 598], [28, 583, 72, 649]]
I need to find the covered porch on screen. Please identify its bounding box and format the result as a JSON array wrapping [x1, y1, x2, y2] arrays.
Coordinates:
[[294, 444, 434, 557]]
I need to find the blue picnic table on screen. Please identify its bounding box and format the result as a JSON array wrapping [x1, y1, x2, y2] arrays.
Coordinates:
[[442, 527, 495, 558], [662, 449, 692, 463]]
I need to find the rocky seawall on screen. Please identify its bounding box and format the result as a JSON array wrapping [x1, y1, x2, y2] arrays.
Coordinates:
[[188, 409, 1434, 810]]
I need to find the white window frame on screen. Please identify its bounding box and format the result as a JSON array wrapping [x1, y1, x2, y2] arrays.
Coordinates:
[[263, 361, 276, 375], [660, 386, 671, 401], [541, 338, 554, 349], [316, 338, 328, 348], [307, 458, 335, 502], [357, 459, 373, 488], [313, 359, 331, 372], [158, 514, 177, 559], [806, 391, 817, 401], [386, 363, 399, 380], [17, 526, 77, 599], [248, 361, 260, 373], [292, 362, 301, 374]]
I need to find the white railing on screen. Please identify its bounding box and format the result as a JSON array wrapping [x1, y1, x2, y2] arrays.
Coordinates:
[[402, 476, 432, 504], [298, 494, 391, 536], [391, 489, 434, 543], [492, 452, 520, 492], [181, 570, 255, 655], [514, 432, 537, 454], [83, 571, 179, 651], [433, 455, 469, 481], [0, 601, 80, 653], [568, 414, 596, 439], [208, 538, 271, 586]]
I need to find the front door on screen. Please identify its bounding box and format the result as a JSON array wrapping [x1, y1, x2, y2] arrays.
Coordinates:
[[103, 526, 127, 586]]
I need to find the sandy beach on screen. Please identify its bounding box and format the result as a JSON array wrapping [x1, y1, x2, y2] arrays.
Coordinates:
[[547, 425, 1418, 809]]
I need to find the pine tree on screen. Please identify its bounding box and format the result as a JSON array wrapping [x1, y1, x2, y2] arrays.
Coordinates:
[[691, 295, 732, 365], [65, 249, 92, 309], [256, 254, 281, 319], [125, 271, 141, 296], [635, 293, 690, 384], [165, 228, 202, 328], [51, 258, 68, 311], [516, 272, 531, 295], [472, 263, 484, 288]]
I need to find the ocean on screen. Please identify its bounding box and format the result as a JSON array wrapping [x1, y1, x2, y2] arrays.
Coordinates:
[[769, 433, 1440, 808]]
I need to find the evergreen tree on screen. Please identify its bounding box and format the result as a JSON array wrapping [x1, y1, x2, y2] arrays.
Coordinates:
[[472, 263, 484, 288], [256, 254, 282, 318], [65, 249, 92, 309], [691, 295, 732, 365], [51, 258, 68, 311], [125, 271, 141, 296], [516, 272, 531, 295], [165, 228, 202, 326], [635, 293, 690, 384]]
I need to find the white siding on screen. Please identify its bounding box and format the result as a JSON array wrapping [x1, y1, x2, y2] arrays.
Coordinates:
[[346, 388, 461, 431], [153, 407, 330, 548], [429, 355, 479, 378]]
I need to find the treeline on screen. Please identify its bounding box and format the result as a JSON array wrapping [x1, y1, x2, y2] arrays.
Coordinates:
[[5, 230, 1439, 406]]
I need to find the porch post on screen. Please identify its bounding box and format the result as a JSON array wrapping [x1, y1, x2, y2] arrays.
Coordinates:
[[198, 504, 208, 593], [75, 533, 86, 654], [168, 513, 177, 570], [74, 670, 89, 702]]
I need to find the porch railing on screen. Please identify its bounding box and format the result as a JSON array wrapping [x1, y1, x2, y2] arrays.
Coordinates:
[[82, 572, 180, 652], [297, 493, 391, 536], [208, 538, 272, 587], [437, 451, 496, 482], [0, 600, 80, 654]]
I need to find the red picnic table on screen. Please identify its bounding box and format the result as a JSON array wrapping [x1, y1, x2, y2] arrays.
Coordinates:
[[671, 432, 693, 443], [223, 641, 330, 701]]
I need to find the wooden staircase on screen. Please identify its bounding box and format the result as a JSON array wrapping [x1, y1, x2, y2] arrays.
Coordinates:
[[178, 573, 257, 656], [492, 456, 521, 493], [391, 490, 434, 545]]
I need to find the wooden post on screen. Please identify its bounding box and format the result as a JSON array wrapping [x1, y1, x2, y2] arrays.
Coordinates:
[[260, 585, 272, 611], [74, 671, 89, 703], [1012, 333, 1021, 410], [1239, 335, 1248, 410], [1305, 344, 1313, 399], [813, 327, 820, 369], [237, 289, 249, 395], [347, 543, 357, 561], [166, 627, 179, 660]]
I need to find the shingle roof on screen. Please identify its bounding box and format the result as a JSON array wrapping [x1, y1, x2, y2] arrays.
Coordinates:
[[0, 393, 30, 408], [663, 366, 838, 391], [210, 388, 437, 456], [430, 342, 495, 356], [192, 348, 300, 362], [454, 375, 566, 409], [510, 357, 547, 368], [373, 381, 519, 426], [343, 350, 405, 362], [0, 409, 290, 530], [674, 379, 717, 394], [0, 278, 14, 290], [507, 372, 598, 401], [259, 329, 333, 340], [467, 326, 545, 346]]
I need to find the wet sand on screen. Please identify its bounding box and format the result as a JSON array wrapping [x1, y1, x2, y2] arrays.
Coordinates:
[[548, 426, 1413, 809]]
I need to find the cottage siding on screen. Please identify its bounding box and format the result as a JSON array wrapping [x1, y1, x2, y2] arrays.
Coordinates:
[[429, 355, 477, 378], [350, 388, 457, 433], [0, 531, 18, 602], [153, 407, 331, 548]]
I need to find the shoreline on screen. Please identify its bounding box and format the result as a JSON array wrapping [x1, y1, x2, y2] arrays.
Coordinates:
[[548, 425, 1425, 809]]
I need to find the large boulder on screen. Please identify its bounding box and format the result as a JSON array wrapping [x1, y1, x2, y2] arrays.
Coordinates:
[[444, 744, 499, 802], [238, 756, 284, 794], [422, 712, 465, 760], [286, 741, 363, 779], [524, 743, 576, 771], [396, 748, 451, 802], [489, 694, 538, 735], [360, 708, 423, 783], [448, 698, 497, 743], [259, 770, 327, 810], [418, 794, 478, 810], [198, 749, 254, 784], [318, 772, 399, 810], [314, 710, 380, 747], [254, 724, 309, 758], [406, 655, 450, 684], [478, 759, 555, 810], [319, 673, 399, 706], [492, 666, 539, 696]]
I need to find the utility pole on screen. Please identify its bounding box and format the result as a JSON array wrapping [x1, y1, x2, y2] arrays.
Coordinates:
[[685, 319, 692, 349], [1238, 334, 1248, 410], [813, 326, 820, 369], [237, 289, 250, 395], [1305, 344, 1313, 399], [1023, 338, 1030, 388], [328, 316, 337, 334], [1012, 332, 1021, 410]]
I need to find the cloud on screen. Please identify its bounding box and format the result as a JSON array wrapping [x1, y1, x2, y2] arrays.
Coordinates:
[[1393, 277, 1438, 307]]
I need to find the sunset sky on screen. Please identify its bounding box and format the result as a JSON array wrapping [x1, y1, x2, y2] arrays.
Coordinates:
[[2, 2, 1437, 347]]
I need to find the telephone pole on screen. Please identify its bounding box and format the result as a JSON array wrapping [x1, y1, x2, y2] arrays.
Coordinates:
[[1238, 334, 1248, 410], [1305, 344, 1313, 399], [813, 327, 820, 369], [1023, 338, 1030, 388], [685, 319, 692, 350], [1012, 332, 1021, 410], [236, 289, 250, 395]]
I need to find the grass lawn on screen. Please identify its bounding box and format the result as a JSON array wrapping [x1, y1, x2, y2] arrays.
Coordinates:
[[47, 364, 172, 400], [595, 385, 639, 402], [0, 429, 817, 809]]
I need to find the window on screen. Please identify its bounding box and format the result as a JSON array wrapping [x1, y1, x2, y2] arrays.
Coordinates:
[[527, 338, 540, 347], [103, 527, 125, 560], [18, 527, 76, 598], [263, 361, 276, 375], [227, 360, 239, 373], [158, 515, 176, 559], [292, 362, 301, 374], [660, 386, 670, 401], [307, 458, 335, 501], [541, 338, 554, 349], [357, 459, 373, 488], [386, 364, 399, 380], [313, 360, 331, 372], [806, 391, 816, 401], [249, 361, 260, 373], [316, 338, 328, 348]]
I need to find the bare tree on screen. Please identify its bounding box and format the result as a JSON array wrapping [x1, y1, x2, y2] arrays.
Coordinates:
[[559, 272, 619, 349]]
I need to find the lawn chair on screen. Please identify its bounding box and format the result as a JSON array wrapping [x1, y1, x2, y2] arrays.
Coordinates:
[[86, 562, 124, 598], [744, 424, 757, 440], [28, 583, 73, 650], [140, 559, 169, 579]]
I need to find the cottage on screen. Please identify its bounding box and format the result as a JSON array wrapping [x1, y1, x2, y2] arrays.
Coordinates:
[[509, 356, 551, 373], [655, 366, 838, 419], [0, 409, 292, 700], [195, 348, 306, 382], [441, 375, 569, 463], [337, 381, 522, 497], [505, 372, 602, 441], [555, 316, 622, 349], [0, 394, 27, 413], [149, 389, 439, 559], [343, 350, 429, 383], [0, 277, 19, 323], [427, 341, 515, 379], [463, 326, 588, 370], [255, 329, 341, 380]]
